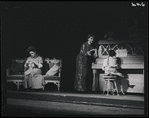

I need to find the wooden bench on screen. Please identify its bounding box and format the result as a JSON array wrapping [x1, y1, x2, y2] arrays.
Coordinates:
[[6, 59, 62, 91], [43, 59, 62, 91], [6, 69, 24, 90]]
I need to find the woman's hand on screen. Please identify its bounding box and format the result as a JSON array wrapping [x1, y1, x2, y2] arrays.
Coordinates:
[[93, 53, 97, 58], [89, 49, 96, 53], [87, 49, 97, 56], [29, 61, 41, 68], [30, 62, 35, 68], [87, 51, 91, 56], [24, 61, 30, 67], [102, 66, 105, 71], [93, 49, 97, 58]]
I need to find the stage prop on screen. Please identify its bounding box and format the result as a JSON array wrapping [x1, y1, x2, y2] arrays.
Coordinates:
[[92, 40, 144, 93]]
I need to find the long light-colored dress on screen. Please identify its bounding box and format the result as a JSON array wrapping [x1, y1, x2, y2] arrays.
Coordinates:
[[24, 55, 44, 89], [102, 56, 124, 94], [74, 41, 93, 92]]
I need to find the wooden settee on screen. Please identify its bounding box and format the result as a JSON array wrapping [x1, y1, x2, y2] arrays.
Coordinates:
[[6, 58, 62, 91]]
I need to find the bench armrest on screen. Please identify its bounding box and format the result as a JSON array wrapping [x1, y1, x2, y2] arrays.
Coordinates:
[[58, 68, 62, 77]]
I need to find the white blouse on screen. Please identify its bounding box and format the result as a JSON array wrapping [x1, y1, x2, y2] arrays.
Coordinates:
[[102, 56, 118, 73], [24, 55, 43, 69]]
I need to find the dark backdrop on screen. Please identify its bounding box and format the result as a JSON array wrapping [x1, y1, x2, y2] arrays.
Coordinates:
[[1, 1, 148, 91]]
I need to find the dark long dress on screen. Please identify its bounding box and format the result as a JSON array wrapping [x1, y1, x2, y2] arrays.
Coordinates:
[[74, 41, 93, 91]]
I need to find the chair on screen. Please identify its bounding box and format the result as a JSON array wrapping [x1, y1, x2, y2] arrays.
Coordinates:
[[6, 58, 26, 90], [43, 58, 62, 91], [103, 74, 119, 96]]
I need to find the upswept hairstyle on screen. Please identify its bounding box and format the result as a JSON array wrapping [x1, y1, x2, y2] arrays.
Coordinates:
[[87, 34, 95, 39], [27, 46, 36, 53], [108, 50, 116, 57]]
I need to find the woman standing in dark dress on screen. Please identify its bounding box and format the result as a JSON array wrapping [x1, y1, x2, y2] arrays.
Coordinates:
[[74, 34, 97, 92]]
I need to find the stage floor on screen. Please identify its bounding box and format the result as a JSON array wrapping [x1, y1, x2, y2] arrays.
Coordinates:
[[5, 90, 145, 109], [7, 90, 144, 101], [5, 98, 145, 116]]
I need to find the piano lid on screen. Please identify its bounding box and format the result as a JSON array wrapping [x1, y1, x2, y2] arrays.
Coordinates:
[[98, 39, 142, 44]]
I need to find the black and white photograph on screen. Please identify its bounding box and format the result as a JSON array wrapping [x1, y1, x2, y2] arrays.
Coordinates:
[[1, 1, 148, 117]]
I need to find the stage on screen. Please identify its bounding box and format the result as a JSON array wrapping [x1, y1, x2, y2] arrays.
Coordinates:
[[6, 90, 144, 109], [2, 90, 146, 116]]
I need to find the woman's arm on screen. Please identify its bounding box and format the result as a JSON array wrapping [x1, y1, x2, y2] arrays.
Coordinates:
[[102, 59, 107, 71], [88, 48, 97, 58], [93, 49, 98, 58], [80, 43, 97, 56], [32, 57, 43, 68], [24, 57, 30, 68], [80, 44, 91, 56]]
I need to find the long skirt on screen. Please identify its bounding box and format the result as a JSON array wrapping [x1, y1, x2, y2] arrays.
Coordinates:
[[74, 54, 87, 91], [105, 67, 124, 78], [24, 68, 44, 89]]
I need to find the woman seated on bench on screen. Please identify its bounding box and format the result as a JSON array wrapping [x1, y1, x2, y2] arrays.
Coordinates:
[[24, 46, 44, 91]]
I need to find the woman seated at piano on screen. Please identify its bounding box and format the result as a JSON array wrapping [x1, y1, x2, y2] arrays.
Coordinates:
[[102, 49, 124, 94], [102, 50, 123, 77], [24, 46, 45, 91]]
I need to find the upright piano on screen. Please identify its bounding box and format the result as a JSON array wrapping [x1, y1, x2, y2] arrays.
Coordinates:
[[92, 40, 144, 93]]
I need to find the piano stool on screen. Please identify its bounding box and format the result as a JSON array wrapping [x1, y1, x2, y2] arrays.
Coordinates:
[[103, 75, 119, 96]]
